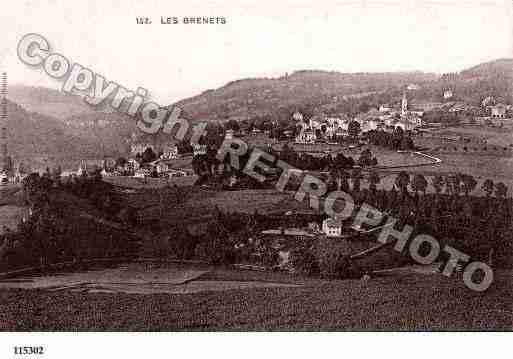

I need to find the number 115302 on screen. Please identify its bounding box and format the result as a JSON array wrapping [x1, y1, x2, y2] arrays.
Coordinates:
[[14, 346, 44, 355]]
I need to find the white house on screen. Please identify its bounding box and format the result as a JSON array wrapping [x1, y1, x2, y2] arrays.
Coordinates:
[[225, 129, 234, 140], [443, 90, 453, 99], [134, 168, 151, 178], [292, 111, 304, 122], [322, 217, 343, 237], [193, 144, 208, 156], [334, 128, 348, 138], [491, 104, 507, 119], [359, 119, 379, 132], [379, 104, 393, 113], [0, 171, 8, 186], [166, 169, 188, 177], [160, 144, 178, 160]]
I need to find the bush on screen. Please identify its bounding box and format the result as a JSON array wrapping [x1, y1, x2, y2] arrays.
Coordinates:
[[289, 243, 319, 275], [316, 237, 362, 279]]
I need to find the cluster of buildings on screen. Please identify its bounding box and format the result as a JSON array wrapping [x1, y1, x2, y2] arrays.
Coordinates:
[[0, 122, 27, 185], [129, 142, 179, 160], [70, 140, 192, 180], [294, 92, 424, 144], [293, 89, 513, 145]]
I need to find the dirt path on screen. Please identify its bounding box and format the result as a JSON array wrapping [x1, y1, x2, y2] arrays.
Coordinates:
[[0, 262, 301, 295]]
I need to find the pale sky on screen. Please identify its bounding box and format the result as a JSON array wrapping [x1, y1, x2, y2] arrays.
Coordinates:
[[1, 0, 512, 104]]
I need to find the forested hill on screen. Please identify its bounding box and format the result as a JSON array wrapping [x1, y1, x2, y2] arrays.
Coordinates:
[[172, 71, 439, 122], [1, 100, 95, 169], [172, 59, 513, 122]]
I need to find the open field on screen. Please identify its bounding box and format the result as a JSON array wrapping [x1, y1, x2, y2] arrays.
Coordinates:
[[104, 175, 198, 189], [0, 267, 510, 330], [437, 125, 513, 147], [193, 189, 292, 214], [377, 154, 513, 195], [133, 188, 300, 232], [408, 153, 513, 179]]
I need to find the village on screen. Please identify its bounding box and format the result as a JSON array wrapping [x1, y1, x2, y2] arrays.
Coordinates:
[[2, 86, 509, 186]]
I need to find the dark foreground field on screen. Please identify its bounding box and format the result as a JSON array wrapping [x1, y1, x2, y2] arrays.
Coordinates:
[[0, 269, 511, 331]]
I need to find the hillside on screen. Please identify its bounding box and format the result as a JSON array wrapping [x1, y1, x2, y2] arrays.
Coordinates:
[[173, 71, 440, 122], [172, 59, 513, 121], [413, 58, 513, 105], [460, 58, 513, 79], [1, 100, 129, 171], [9, 85, 96, 120]]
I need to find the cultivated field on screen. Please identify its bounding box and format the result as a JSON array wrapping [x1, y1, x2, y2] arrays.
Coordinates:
[[439, 125, 513, 147], [193, 189, 292, 214], [0, 267, 510, 330]]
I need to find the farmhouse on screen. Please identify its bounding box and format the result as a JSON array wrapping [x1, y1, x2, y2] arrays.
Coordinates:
[[491, 104, 507, 119], [443, 90, 453, 99], [322, 217, 343, 237], [160, 144, 179, 160]]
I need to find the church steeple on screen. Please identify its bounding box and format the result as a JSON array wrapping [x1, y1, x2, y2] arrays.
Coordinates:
[[401, 91, 408, 116]]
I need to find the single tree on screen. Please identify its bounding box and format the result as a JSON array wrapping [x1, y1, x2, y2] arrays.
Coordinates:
[[482, 179, 495, 198], [395, 171, 410, 196], [351, 168, 363, 192], [368, 171, 380, 193], [494, 182, 508, 199], [431, 175, 444, 196], [348, 120, 361, 142], [141, 147, 157, 163], [411, 173, 428, 197]]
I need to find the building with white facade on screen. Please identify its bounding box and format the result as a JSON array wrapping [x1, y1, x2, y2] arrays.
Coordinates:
[[322, 217, 343, 237], [193, 144, 208, 156], [379, 104, 393, 113], [225, 129, 234, 140], [160, 144, 178, 160], [443, 90, 453, 99], [491, 104, 507, 119]]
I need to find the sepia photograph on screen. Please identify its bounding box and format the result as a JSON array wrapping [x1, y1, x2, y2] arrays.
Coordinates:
[[0, 0, 511, 355]]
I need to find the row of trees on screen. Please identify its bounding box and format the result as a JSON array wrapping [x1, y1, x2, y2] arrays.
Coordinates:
[[178, 169, 512, 276], [190, 141, 381, 188], [367, 127, 415, 151]]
